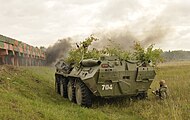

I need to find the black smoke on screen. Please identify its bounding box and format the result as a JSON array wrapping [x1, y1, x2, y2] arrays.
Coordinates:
[[46, 38, 72, 65]]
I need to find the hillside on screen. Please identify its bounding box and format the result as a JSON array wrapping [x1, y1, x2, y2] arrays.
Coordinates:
[[0, 64, 190, 120]]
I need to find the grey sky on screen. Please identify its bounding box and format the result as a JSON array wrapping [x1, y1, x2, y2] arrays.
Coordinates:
[[0, 0, 189, 50]]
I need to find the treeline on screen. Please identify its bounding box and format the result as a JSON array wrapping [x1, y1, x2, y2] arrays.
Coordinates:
[[162, 50, 190, 61]]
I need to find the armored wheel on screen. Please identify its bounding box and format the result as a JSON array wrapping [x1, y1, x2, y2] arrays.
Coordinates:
[[75, 80, 92, 107], [67, 80, 76, 102], [136, 92, 148, 100], [55, 76, 61, 94], [60, 77, 68, 98]]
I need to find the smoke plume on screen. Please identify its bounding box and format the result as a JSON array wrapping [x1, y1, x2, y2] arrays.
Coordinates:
[[92, 29, 137, 50], [141, 25, 170, 47], [46, 38, 72, 65], [91, 24, 170, 50], [45, 24, 169, 66]]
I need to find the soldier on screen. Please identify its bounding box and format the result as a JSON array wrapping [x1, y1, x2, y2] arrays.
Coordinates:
[[152, 80, 168, 100]]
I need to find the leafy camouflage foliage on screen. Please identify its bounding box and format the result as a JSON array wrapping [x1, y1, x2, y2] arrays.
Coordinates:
[[66, 35, 99, 63], [133, 42, 163, 65], [66, 35, 163, 66]]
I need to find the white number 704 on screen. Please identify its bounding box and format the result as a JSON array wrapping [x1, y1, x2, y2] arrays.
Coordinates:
[[102, 84, 113, 90]]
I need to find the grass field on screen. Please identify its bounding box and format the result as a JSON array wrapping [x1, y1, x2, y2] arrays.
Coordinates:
[[0, 62, 190, 120]]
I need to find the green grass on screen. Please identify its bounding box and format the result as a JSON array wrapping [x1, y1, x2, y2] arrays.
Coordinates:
[[0, 63, 190, 120]]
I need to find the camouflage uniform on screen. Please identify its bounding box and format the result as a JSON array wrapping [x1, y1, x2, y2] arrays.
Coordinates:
[[152, 80, 168, 100]]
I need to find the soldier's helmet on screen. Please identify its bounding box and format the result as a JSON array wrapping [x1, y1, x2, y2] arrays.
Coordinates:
[[159, 80, 166, 86]]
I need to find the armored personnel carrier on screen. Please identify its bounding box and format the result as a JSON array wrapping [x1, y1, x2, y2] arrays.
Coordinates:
[[55, 56, 156, 107]]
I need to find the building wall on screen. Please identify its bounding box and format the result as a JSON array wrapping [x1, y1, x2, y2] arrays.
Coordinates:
[[0, 34, 46, 66]]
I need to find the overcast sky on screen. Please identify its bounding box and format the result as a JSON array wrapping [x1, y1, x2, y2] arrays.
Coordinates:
[[0, 0, 190, 50]]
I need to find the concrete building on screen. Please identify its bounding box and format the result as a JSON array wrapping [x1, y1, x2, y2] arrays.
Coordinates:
[[0, 34, 46, 66]]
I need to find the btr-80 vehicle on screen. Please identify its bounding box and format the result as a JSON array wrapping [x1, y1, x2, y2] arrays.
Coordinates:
[[55, 56, 156, 107]]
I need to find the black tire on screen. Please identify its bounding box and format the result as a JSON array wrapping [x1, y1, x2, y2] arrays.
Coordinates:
[[75, 80, 92, 107], [67, 80, 76, 102], [136, 92, 148, 100], [55, 75, 61, 94], [60, 77, 68, 98]]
